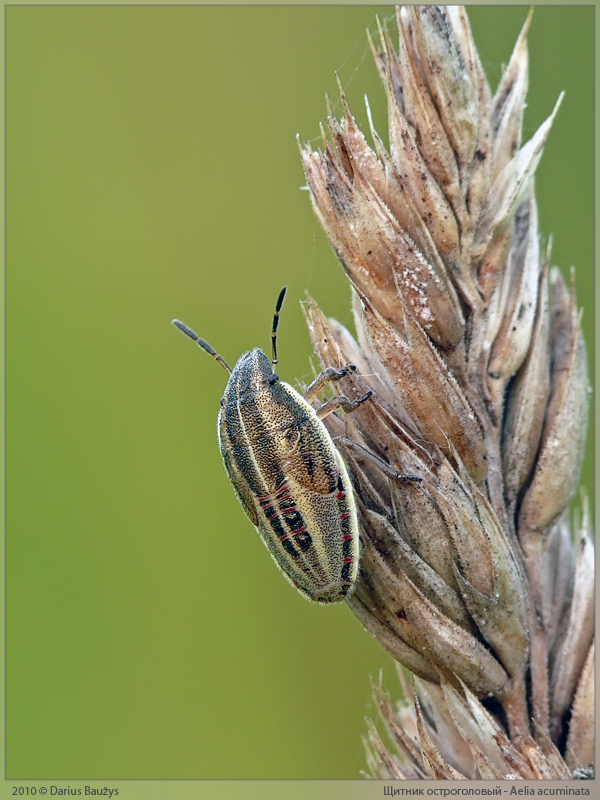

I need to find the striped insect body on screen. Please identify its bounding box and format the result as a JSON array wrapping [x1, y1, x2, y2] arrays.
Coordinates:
[[173, 287, 371, 603]]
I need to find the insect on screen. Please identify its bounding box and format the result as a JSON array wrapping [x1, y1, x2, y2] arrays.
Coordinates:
[[172, 287, 375, 603]]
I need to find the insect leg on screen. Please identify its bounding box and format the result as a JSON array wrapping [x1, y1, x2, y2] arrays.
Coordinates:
[[316, 391, 373, 420], [304, 365, 357, 404], [334, 435, 423, 483]]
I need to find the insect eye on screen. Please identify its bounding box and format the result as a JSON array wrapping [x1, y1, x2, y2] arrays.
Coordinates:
[[266, 373, 279, 386], [220, 396, 225, 407]]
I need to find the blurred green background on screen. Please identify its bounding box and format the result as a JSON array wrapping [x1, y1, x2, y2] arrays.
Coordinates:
[[7, 5, 593, 780]]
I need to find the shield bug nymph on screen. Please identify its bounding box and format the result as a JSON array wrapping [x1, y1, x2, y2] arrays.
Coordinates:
[[172, 287, 373, 603]]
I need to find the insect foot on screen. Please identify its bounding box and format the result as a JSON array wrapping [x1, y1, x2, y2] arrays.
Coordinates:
[[173, 287, 367, 603]]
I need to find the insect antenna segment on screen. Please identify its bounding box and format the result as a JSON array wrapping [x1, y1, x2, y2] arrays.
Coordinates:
[[271, 286, 287, 367], [172, 319, 232, 375]]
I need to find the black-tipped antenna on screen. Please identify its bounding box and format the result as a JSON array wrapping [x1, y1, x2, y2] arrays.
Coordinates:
[[271, 286, 287, 366], [172, 319, 232, 375]]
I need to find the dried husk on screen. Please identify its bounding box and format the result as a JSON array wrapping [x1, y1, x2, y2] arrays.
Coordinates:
[[300, 4, 592, 780]]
